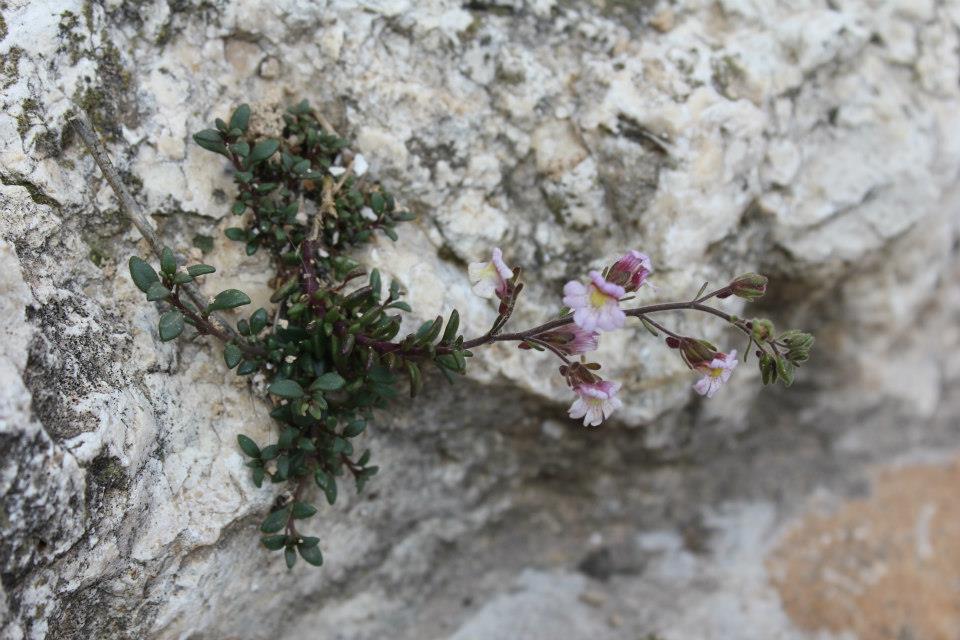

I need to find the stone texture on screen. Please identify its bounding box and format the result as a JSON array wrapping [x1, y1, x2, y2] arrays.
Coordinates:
[[1, 0, 959, 639]]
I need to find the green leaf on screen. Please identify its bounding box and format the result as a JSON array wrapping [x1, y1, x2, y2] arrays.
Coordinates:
[[388, 301, 412, 312], [160, 247, 177, 275], [237, 434, 260, 458], [314, 468, 331, 490], [284, 546, 297, 569], [158, 310, 184, 341], [370, 192, 385, 214], [146, 282, 171, 301], [406, 361, 422, 398], [261, 534, 286, 551], [311, 372, 345, 392], [442, 309, 460, 343], [187, 264, 216, 277], [224, 227, 247, 241], [268, 379, 305, 399], [276, 454, 290, 479], [260, 445, 278, 460], [173, 272, 193, 285], [248, 139, 280, 165], [250, 308, 269, 334], [229, 104, 251, 132], [323, 476, 337, 505], [252, 467, 265, 487], [298, 543, 323, 566], [193, 129, 229, 155], [260, 507, 290, 533], [223, 343, 242, 368], [128, 256, 159, 293], [291, 502, 317, 519], [639, 316, 659, 337], [776, 357, 795, 387], [342, 420, 366, 438], [208, 289, 251, 312], [237, 360, 259, 375]]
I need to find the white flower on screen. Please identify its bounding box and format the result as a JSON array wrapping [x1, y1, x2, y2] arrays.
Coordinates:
[[693, 349, 739, 398], [568, 380, 622, 427], [468, 247, 514, 299], [562, 271, 626, 332]]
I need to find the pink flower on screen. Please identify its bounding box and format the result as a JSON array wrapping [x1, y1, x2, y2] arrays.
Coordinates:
[[693, 349, 739, 398], [536, 325, 600, 356], [568, 380, 623, 427], [608, 250, 652, 292], [563, 271, 626, 331], [468, 247, 514, 299]]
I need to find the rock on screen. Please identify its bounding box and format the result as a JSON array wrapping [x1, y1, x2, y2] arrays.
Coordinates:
[[1, 0, 959, 639]]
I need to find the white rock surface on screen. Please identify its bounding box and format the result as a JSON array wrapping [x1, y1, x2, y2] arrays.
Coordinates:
[[1, 1, 959, 639]]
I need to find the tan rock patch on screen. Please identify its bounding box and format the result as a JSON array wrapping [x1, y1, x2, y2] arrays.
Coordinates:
[[767, 456, 960, 640]]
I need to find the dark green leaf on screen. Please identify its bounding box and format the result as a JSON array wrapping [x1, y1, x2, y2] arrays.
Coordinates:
[[173, 272, 193, 284], [129, 256, 159, 293], [261, 534, 286, 550], [260, 507, 290, 533], [237, 359, 259, 375], [160, 247, 176, 275], [284, 546, 297, 569], [323, 476, 337, 505], [314, 468, 331, 490], [298, 543, 323, 566], [225, 227, 247, 241], [311, 372, 346, 391], [406, 361, 422, 398], [268, 379, 304, 399], [442, 309, 460, 343], [146, 282, 171, 301], [291, 502, 317, 519], [342, 420, 366, 438], [229, 104, 251, 132], [248, 139, 280, 165], [208, 289, 251, 311], [158, 310, 184, 341], [250, 308, 269, 334], [187, 264, 216, 277], [260, 444, 278, 460], [221, 343, 241, 369], [193, 129, 229, 155], [237, 434, 260, 458]]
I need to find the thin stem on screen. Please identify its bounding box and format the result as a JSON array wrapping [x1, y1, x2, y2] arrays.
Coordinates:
[[70, 114, 239, 340], [462, 301, 748, 349], [525, 337, 571, 364], [635, 314, 679, 339], [168, 291, 267, 358]]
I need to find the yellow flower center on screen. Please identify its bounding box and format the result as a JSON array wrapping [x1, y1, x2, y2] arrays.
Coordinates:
[[588, 287, 609, 309], [709, 367, 724, 378]]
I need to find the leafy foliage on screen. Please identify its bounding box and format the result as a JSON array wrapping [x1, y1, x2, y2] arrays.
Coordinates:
[[129, 101, 465, 569], [126, 101, 811, 570]]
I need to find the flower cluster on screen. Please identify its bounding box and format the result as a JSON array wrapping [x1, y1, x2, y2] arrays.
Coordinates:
[[119, 101, 811, 569]]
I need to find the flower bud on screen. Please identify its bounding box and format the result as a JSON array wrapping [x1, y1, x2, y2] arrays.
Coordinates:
[[677, 337, 718, 370], [729, 273, 768, 300], [606, 250, 652, 292], [751, 318, 775, 342]]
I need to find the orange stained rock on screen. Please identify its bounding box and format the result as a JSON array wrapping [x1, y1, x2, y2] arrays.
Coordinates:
[[767, 455, 960, 640]]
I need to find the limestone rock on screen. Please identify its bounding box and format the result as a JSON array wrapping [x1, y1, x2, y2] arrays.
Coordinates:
[[1, 1, 959, 639]]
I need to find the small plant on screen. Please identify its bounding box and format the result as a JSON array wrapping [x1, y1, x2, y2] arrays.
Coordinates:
[[124, 101, 812, 569]]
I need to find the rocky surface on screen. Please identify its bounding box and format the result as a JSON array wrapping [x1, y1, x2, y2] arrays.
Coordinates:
[[2, 0, 959, 638]]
